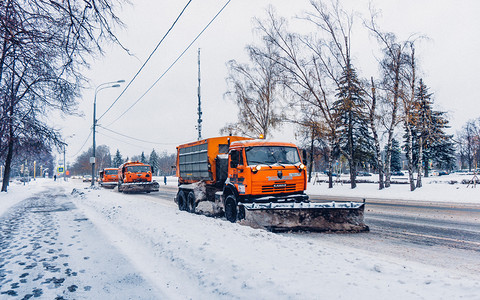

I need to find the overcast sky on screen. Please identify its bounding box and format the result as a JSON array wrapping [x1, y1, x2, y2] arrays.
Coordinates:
[[59, 0, 480, 162]]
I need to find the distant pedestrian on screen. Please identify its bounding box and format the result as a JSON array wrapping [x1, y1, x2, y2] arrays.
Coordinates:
[[164, 175, 167, 185], [54, 175, 57, 181]]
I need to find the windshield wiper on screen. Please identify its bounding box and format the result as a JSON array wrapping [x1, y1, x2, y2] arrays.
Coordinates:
[[248, 160, 273, 168]]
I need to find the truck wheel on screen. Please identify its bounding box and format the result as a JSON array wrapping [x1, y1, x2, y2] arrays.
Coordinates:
[[225, 195, 237, 223], [177, 190, 187, 211], [187, 191, 196, 213]]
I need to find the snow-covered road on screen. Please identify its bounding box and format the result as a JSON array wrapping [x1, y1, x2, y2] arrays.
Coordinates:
[[1, 179, 480, 299]]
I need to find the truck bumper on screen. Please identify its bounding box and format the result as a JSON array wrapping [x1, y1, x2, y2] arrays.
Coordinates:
[[101, 182, 118, 189]]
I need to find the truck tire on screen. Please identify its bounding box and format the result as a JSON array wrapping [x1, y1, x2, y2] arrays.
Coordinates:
[[225, 195, 237, 223], [187, 191, 196, 213], [177, 190, 187, 211]]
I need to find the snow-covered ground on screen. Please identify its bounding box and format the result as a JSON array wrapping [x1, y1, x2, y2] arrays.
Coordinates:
[[1, 177, 479, 299]]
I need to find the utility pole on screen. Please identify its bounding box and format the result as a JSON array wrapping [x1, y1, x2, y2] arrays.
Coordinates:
[[91, 80, 123, 186], [63, 145, 66, 181], [197, 48, 203, 140]]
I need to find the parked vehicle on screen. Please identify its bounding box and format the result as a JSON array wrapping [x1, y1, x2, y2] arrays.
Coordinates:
[[82, 175, 92, 182], [323, 170, 338, 177], [357, 171, 372, 177], [99, 168, 119, 189], [175, 136, 368, 232], [117, 161, 159, 193], [391, 171, 404, 176]]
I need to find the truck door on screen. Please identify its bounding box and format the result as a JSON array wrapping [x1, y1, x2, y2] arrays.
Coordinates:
[[229, 149, 246, 194]]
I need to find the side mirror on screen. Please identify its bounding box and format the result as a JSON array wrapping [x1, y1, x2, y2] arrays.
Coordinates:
[[302, 149, 307, 165], [230, 160, 238, 169]]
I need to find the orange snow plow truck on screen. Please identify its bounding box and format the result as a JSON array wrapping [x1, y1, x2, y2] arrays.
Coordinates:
[[175, 136, 368, 232], [117, 161, 159, 193], [99, 168, 119, 189]]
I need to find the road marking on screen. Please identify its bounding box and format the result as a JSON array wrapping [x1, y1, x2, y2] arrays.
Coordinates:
[[390, 230, 480, 247]]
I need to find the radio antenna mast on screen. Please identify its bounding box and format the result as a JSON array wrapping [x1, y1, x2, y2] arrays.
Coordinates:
[[197, 48, 203, 140]]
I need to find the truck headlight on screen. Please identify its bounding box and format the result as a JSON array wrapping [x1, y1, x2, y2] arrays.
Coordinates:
[[252, 165, 262, 174], [298, 164, 306, 171]]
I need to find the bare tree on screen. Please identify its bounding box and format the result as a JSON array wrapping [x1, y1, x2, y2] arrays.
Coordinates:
[[254, 3, 363, 188], [365, 13, 415, 188], [458, 119, 480, 171], [1, 0, 126, 192], [70, 145, 110, 175], [293, 109, 329, 182], [222, 42, 284, 139], [364, 77, 385, 189], [401, 44, 417, 191]]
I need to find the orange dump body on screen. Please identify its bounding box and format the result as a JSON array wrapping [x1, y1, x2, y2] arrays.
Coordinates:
[[176, 136, 251, 186]]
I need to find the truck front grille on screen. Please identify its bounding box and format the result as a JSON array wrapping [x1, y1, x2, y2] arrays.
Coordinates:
[[262, 183, 296, 193]]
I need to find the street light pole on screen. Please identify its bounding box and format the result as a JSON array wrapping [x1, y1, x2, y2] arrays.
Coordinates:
[[63, 144, 66, 181], [91, 80, 124, 186]]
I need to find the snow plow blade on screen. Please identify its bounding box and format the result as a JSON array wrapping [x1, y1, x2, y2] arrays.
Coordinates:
[[118, 181, 160, 193], [239, 202, 368, 232]]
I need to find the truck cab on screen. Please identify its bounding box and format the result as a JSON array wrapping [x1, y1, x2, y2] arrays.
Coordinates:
[[100, 167, 119, 189], [222, 140, 308, 222], [117, 161, 159, 193], [225, 140, 308, 202]]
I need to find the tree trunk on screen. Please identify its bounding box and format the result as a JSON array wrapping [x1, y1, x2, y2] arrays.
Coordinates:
[[349, 159, 357, 189], [424, 154, 429, 177], [348, 111, 356, 189], [1, 122, 14, 192], [405, 123, 415, 191], [369, 78, 384, 190], [416, 135, 423, 188], [375, 145, 384, 190], [308, 131, 314, 183], [327, 138, 334, 188], [385, 53, 402, 188]]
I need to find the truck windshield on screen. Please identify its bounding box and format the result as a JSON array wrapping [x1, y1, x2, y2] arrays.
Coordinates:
[[127, 165, 150, 173], [245, 146, 300, 166], [104, 169, 117, 175]]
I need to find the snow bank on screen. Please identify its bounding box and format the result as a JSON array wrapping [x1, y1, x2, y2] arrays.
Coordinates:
[[0, 178, 48, 215], [306, 173, 480, 204]]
